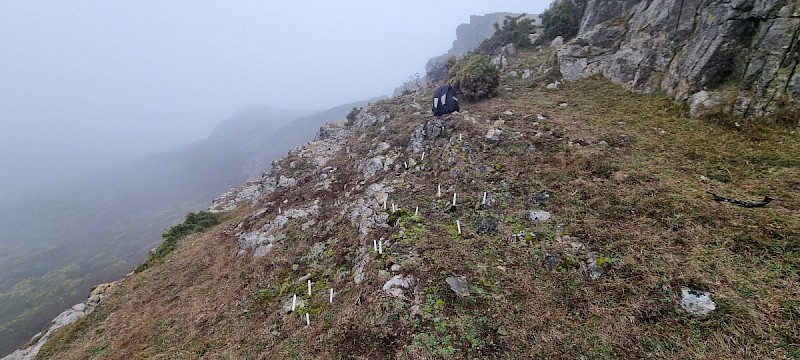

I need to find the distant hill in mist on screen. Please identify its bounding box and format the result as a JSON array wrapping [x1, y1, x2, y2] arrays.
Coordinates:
[[0, 99, 375, 355]]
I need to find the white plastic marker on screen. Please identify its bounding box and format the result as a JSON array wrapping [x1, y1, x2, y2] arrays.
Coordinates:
[[292, 294, 297, 311], [414, 207, 419, 216], [392, 203, 397, 213], [329, 288, 334, 303], [452, 193, 457, 207], [373, 239, 378, 252], [437, 184, 442, 198], [378, 239, 383, 254], [307, 280, 312, 295], [305, 313, 310, 327], [456, 220, 462, 234], [482, 192, 487, 205], [459, 133, 463, 141], [383, 197, 388, 210], [404, 162, 408, 169], [278, 207, 282, 214], [421, 152, 426, 161]]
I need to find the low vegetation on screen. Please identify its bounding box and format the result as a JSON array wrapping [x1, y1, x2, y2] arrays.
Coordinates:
[[135, 211, 222, 272], [450, 54, 500, 102], [37, 47, 800, 359]]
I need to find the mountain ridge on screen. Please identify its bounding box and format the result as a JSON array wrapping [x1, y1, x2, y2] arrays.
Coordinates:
[[5, 3, 800, 358], [17, 45, 799, 358]]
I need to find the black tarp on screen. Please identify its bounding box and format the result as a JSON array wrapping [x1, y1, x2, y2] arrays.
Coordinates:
[[432, 84, 459, 116]]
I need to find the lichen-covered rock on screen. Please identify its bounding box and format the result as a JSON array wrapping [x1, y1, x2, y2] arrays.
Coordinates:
[[277, 175, 297, 188], [556, 0, 800, 119], [473, 216, 498, 234], [208, 180, 262, 213], [585, 252, 604, 280], [527, 210, 551, 222], [485, 128, 503, 142], [445, 276, 469, 296], [237, 203, 319, 258], [361, 157, 385, 180], [382, 274, 416, 298], [680, 287, 716, 316], [689, 90, 726, 117]]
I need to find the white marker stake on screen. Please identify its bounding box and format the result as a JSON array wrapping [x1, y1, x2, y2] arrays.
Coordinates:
[[378, 240, 383, 254], [437, 184, 442, 198], [373, 239, 378, 252], [404, 162, 408, 169], [452, 193, 457, 207], [421, 152, 426, 161], [329, 288, 334, 303], [305, 313, 310, 327], [383, 197, 387, 210], [307, 280, 312, 296], [456, 220, 462, 234], [292, 294, 297, 311], [482, 192, 487, 205], [278, 207, 282, 214], [414, 207, 419, 216], [392, 203, 396, 213], [459, 133, 463, 141]]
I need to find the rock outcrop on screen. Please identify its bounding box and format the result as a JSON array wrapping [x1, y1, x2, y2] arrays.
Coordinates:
[[393, 13, 543, 96], [556, 0, 800, 120], [2, 283, 116, 360]]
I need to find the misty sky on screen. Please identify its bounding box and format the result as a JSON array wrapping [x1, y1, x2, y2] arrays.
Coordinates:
[[0, 1, 549, 192]]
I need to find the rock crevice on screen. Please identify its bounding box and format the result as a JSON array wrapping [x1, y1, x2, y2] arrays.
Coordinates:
[[557, 0, 800, 119]]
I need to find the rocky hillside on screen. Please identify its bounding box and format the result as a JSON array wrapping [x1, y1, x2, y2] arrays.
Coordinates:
[[555, 0, 800, 121], [19, 45, 800, 359], [0, 101, 374, 358]]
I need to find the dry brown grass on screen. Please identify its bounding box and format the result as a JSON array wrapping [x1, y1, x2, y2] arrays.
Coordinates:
[[39, 49, 800, 359]]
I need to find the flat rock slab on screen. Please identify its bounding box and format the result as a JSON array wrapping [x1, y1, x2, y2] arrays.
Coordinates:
[[680, 287, 716, 316], [446, 276, 469, 296], [527, 210, 552, 222]]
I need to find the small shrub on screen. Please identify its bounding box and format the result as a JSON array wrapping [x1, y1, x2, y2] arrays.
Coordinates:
[[541, 0, 584, 41], [450, 54, 500, 102], [477, 14, 536, 54], [135, 211, 222, 272]]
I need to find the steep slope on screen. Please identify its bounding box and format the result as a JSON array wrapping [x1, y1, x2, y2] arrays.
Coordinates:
[[33, 49, 800, 359], [0, 101, 372, 356]]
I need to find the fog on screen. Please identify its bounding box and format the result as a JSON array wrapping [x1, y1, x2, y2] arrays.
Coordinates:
[[0, 1, 548, 194], [1, 1, 560, 354]]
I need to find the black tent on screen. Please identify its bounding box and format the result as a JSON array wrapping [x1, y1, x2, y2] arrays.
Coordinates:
[[432, 84, 459, 116]]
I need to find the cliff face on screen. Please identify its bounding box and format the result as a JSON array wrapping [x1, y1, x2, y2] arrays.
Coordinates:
[[395, 13, 526, 96], [557, 0, 800, 119], [449, 13, 530, 57], [424, 13, 538, 79]]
